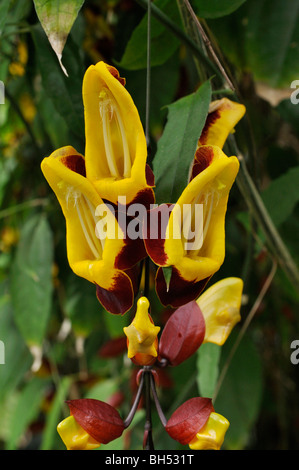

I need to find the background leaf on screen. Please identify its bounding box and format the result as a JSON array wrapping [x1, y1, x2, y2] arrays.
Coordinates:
[[214, 333, 263, 449], [262, 166, 299, 228], [193, 0, 247, 18], [33, 0, 85, 74], [208, 0, 299, 87], [31, 23, 85, 147], [118, 0, 181, 70], [153, 79, 211, 204], [5, 377, 50, 450], [10, 215, 54, 347], [0, 283, 32, 401], [196, 342, 221, 398]]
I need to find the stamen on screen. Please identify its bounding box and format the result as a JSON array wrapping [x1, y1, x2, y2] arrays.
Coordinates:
[[202, 192, 214, 243], [113, 105, 131, 177], [76, 200, 101, 259], [99, 87, 132, 179], [83, 195, 105, 252], [99, 89, 120, 178]]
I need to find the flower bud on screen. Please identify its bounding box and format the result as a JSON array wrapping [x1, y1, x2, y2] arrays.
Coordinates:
[[189, 412, 230, 450], [57, 415, 100, 450], [165, 397, 229, 450], [158, 301, 205, 366], [123, 297, 160, 366], [197, 277, 243, 345], [57, 398, 125, 449]]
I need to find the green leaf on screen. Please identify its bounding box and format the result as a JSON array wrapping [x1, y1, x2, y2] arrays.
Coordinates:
[[277, 98, 299, 135], [33, 0, 84, 74], [10, 215, 54, 347], [210, 0, 299, 88], [31, 23, 84, 144], [196, 342, 221, 398], [162, 266, 173, 291], [0, 284, 32, 401], [64, 276, 105, 337], [6, 377, 50, 450], [193, 0, 247, 18], [214, 333, 263, 449], [123, 52, 180, 131], [0, 0, 11, 35], [85, 378, 119, 402], [40, 376, 72, 450], [261, 166, 299, 227], [118, 0, 181, 70], [244, 0, 299, 87], [153, 80, 211, 204]]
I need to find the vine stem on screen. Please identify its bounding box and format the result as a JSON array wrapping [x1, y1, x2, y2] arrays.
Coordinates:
[[143, 368, 154, 450], [135, 0, 222, 81], [150, 373, 167, 427], [181, 0, 235, 91], [123, 372, 145, 429], [145, 0, 151, 147], [0, 198, 48, 219]]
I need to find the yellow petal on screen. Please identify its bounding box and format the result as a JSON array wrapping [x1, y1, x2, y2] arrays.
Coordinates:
[[163, 146, 239, 283], [197, 277, 243, 345], [83, 61, 149, 204], [123, 297, 160, 360], [41, 146, 125, 285], [57, 415, 100, 450], [199, 98, 245, 149], [189, 412, 230, 450]]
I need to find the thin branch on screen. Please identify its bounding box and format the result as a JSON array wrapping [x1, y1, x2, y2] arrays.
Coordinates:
[[181, 0, 235, 91], [135, 0, 222, 81], [150, 373, 167, 427], [0, 198, 49, 219], [123, 372, 145, 428], [213, 257, 278, 402], [143, 368, 154, 450], [145, 0, 151, 147]]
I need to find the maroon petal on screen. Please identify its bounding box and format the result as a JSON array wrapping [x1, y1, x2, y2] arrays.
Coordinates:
[[67, 398, 124, 445], [113, 189, 156, 270], [145, 164, 155, 187], [143, 204, 174, 266], [155, 266, 211, 308], [189, 146, 214, 181], [198, 109, 221, 145], [96, 270, 134, 315], [159, 301, 205, 366], [60, 153, 86, 177], [165, 397, 214, 445]]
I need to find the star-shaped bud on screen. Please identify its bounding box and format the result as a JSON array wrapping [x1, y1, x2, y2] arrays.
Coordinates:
[[123, 297, 160, 366]]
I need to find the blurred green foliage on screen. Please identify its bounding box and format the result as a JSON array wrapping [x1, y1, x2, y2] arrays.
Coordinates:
[[0, 0, 299, 451]]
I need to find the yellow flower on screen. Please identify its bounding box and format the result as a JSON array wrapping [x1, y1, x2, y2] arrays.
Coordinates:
[[82, 61, 154, 206], [145, 98, 245, 308], [41, 62, 155, 313], [198, 98, 245, 149], [123, 296, 160, 365], [41, 146, 136, 315], [197, 277, 243, 345], [189, 412, 230, 450], [57, 415, 100, 450], [145, 145, 240, 307]]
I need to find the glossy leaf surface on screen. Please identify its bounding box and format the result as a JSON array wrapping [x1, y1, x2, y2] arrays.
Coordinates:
[[159, 301, 206, 366]]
